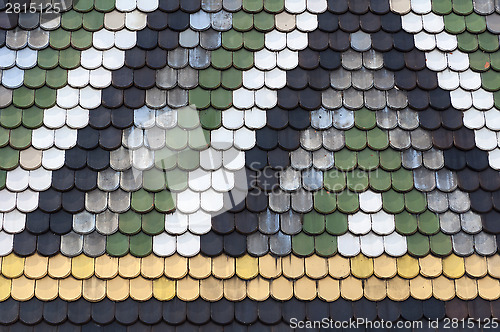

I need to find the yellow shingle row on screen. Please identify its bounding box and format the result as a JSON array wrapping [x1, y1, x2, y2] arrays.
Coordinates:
[[1, 274, 498, 302], [1, 253, 499, 281]]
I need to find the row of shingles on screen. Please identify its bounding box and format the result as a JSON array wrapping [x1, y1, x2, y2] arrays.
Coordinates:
[[427, 0, 500, 237], [252, 0, 465, 258], [0, 297, 498, 327]]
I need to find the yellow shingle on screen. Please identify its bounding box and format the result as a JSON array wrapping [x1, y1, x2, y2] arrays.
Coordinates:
[[455, 276, 477, 300], [340, 276, 363, 301], [34, 277, 58, 301], [11, 276, 34, 301], [212, 255, 234, 279], [373, 254, 397, 279], [83, 276, 106, 302], [59, 277, 82, 301], [410, 276, 432, 300], [236, 254, 258, 280], [95, 256, 118, 279], [317, 277, 340, 301], [305, 255, 328, 279], [270, 276, 293, 301], [106, 277, 129, 301], [165, 254, 188, 279], [259, 255, 281, 279], [72, 255, 94, 279], [152, 277, 175, 301], [247, 276, 270, 301], [0, 276, 11, 301], [465, 255, 487, 278], [477, 276, 500, 300], [282, 255, 304, 279], [2, 254, 25, 278], [176, 276, 199, 301], [364, 276, 386, 301], [141, 255, 164, 279], [119, 254, 140, 278], [24, 254, 48, 279], [48, 255, 71, 279], [188, 255, 211, 279], [224, 277, 246, 301], [130, 277, 152, 301], [387, 276, 410, 301], [487, 255, 500, 278], [442, 254, 465, 278], [294, 277, 316, 301], [432, 276, 455, 301], [200, 277, 223, 301], [350, 254, 373, 279], [418, 255, 442, 278], [397, 255, 419, 279], [328, 255, 350, 279]]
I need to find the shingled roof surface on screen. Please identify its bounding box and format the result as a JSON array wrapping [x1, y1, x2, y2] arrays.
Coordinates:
[[1, 0, 500, 330]]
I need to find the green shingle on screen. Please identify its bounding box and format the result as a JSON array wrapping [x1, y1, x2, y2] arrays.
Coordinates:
[[106, 232, 129, 257], [315, 233, 337, 257], [457, 32, 478, 52], [177, 149, 200, 171], [405, 190, 427, 214], [313, 190, 336, 214], [0, 128, 9, 147], [344, 127, 367, 150], [73, 0, 94, 12], [366, 127, 389, 150], [444, 13, 466, 34], [254, 12, 274, 32], [165, 168, 188, 191], [71, 29, 93, 49], [369, 169, 391, 192], [242, 0, 264, 13], [292, 232, 315, 256], [407, 233, 430, 257], [166, 127, 188, 150], [452, 0, 474, 15], [211, 88, 232, 109], [22, 107, 44, 129], [469, 51, 490, 72], [354, 108, 376, 130], [143, 168, 167, 192], [24, 67, 46, 89], [131, 189, 155, 213], [346, 170, 368, 192], [221, 67, 243, 90], [119, 211, 142, 235], [357, 148, 379, 171], [154, 191, 176, 213], [334, 149, 357, 171], [188, 128, 210, 150], [83, 10, 104, 31], [211, 49, 232, 69], [129, 232, 153, 257], [243, 30, 265, 51], [264, 0, 284, 13], [478, 32, 499, 52], [0, 107, 22, 128], [432, 0, 452, 15], [0, 147, 19, 170], [395, 211, 418, 235], [324, 169, 346, 192], [336, 190, 359, 213], [189, 87, 211, 109], [34, 86, 57, 109], [199, 108, 222, 129], [325, 211, 348, 235], [46, 67, 68, 89], [61, 11, 83, 30], [49, 28, 71, 49], [232, 11, 253, 31], [37, 49, 59, 70], [95, 0, 115, 12], [142, 211, 165, 235], [418, 211, 440, 235], [430, 232, 453, 256], [303, 211, 325, 235], [222, 30, 243, 50], [465, 13, 486, 33], [481, 70, 500, 91], [233, 49, 254, 69], [9, 127, 31, 149], [12, 87, 35, 109], [382, 190, 405, 214], [59, 48, 81, 69], [391, 168, 413, 192], [199, 67, 221, 89], [379, 149, 401, 171]]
